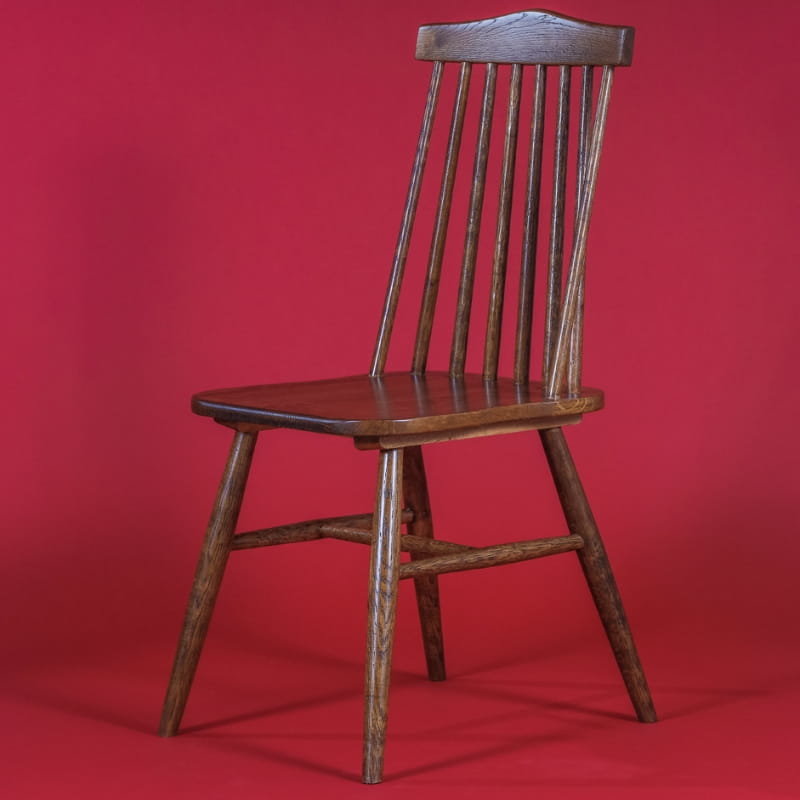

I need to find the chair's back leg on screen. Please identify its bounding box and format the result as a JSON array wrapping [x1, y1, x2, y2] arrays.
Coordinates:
[[159, 430, 258, 737], [539, 427, 657, 723], [363, 448, 404, 784], [402, 445, 446, 681]]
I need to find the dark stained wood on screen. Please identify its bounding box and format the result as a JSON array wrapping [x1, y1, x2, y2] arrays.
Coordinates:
[[539, 427, 656, 723], [353, 413, 583, 451], [363, 448, 404, 785], [514, 64, 546, 385], [568, 66, 595, 393], [546, 67, 614, 398], [412, 62, 472, 374], [399, 533, 470, 555], [231, 510, 415, 550], [543, 66, 571, 386], [416, 10, 634, 66], [326, 529, 472, 555], [371, 62, 443, 377], [576, 66, 595, 204], [483, 63, 523, 380], [402, 446, 446, 681], [239, 524, 472, 556], [163, 9, 651, 786], [159, 430, 257, 737], [450, 62, 497, 376], [194, 372, 603, 437], [399, 534, 583, 579]]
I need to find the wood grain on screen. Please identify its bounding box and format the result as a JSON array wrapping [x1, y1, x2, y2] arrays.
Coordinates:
[[416, 10, 634, 66], [543, 65, 571, 386], [363, 449, 404, 784], [412, 62, 472, 374], [231, 510, 415, 550], [546, 67, 614, 397], [159, 431, 257, 737], [483, 63, 523, 380], [399, 534, 583, 578], [353, 413, 583, 451], [371, 62, 443, 377], [540, 427, 657, 723], [194, 372, 603, 437], [402, 446, 446, 681], [567, 65, 595, 393], [450, 63, 497, 377], [514, 64, 546, 385]]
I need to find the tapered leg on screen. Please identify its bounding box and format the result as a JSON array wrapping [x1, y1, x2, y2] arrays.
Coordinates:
[[539, 427, 657, 723], [159, 430, 257, 737], [402, 445, 446, 682], [362, 448, 404, 784]]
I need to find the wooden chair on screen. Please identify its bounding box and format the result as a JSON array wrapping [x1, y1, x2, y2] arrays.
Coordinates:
[[159, 10, 657, 784]]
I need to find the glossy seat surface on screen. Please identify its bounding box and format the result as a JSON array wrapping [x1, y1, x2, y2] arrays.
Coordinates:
[[193, 372, 604, 437]]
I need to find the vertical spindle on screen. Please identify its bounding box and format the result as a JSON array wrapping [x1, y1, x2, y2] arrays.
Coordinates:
[[567, 66, 595, 394], [371, 62, 443, 377], [483, 64, 523, 380], [542, 66, 571, 385], [450, 63, 498, 376], [412, 62, 472, 374], [513, 65, 547, 385]]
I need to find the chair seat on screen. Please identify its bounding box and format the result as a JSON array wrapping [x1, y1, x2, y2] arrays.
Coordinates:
[[192, 371, 604, 438]]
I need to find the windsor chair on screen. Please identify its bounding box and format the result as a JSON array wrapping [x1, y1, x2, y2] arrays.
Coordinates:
[[159, 10, 657, 784]]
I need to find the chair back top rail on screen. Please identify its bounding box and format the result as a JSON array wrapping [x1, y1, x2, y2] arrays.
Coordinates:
[[416, 10, 633, 66]]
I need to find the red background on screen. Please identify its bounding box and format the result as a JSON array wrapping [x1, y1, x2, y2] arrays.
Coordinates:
[[2, 0, 799, 797]]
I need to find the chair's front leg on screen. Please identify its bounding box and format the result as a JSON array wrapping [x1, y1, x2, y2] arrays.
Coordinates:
[[403, 445, 446, 681], [539, 427, 657, 723], [159, 430, 257, 737], [362, 448, 404, 784]]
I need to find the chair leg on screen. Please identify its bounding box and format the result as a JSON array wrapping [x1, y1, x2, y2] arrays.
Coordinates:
[[402, 445, 446, 682], [539, 427, 657, 723], [362, 448, 404, 784], [159, 430, 258, 737]]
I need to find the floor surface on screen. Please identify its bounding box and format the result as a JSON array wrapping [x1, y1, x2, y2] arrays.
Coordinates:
[[4, 621, 798, 799]]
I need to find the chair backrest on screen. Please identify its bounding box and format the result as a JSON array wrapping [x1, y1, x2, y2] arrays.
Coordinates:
[[369, 10, 634, 398]]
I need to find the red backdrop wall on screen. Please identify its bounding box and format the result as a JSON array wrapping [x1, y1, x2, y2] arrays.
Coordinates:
[[2, 1, 799, 796]]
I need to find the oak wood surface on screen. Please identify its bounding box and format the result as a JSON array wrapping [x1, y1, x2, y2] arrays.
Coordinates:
[[546, 67, 614, 397], [367, 58, 617, 394], [543, 65, 571, 385], [371, 63, 443, 377], [568, 65, 595, 391], [416, 10, 634, 65], [412, 62, 472, 374], [159, 431, 257, 737], [483, 63, 522, 380], [450, 63, 497, 377], [230, 510, 416, 550], [398, 534, 583, 579], [513, 63, 546, 385], [352, 413, 583, 451], [540, 428, 657, 723], [402, 446, 446, 681], [193, 372, 603, 436], [363, 449, 404, 784]]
